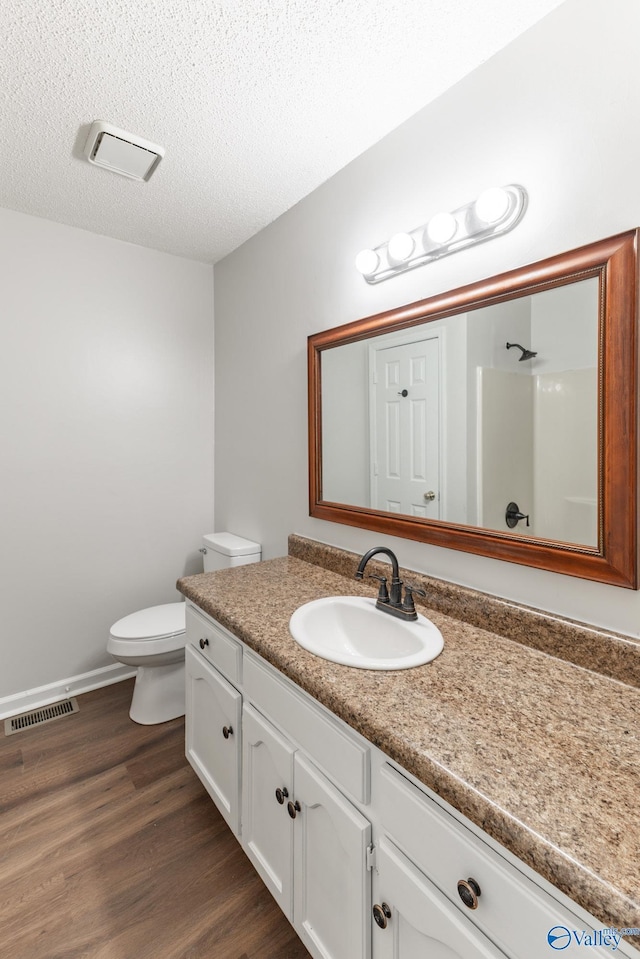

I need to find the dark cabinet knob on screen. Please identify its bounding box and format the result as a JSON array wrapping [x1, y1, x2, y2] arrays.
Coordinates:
[[275, 787, 289, 805], [457, 877, 481, 909], [222, 725, 233, 739], [287, 799, 301, 819], [373, 902, 392, 929], [199, 637, 209, 649]]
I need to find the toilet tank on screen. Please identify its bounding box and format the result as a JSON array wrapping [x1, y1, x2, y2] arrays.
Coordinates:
[[201, 532, 261, 572]]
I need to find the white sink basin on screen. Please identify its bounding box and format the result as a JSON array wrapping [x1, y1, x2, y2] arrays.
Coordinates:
[[289, 596, 444, 670]]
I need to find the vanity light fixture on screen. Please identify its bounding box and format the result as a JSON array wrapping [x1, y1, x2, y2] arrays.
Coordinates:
[[355, 184, 527, 284], [387, 231, 415, 263], [354, 248, 380, 277], [475, 186, 511, 224], [426, 211, 458, 244]]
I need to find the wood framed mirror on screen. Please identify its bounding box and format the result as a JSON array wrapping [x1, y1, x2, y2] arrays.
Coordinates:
[[308, 231, 638, 587]]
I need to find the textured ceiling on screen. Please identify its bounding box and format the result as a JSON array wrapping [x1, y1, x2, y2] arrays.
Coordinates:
[[1, 0, 565, 263]]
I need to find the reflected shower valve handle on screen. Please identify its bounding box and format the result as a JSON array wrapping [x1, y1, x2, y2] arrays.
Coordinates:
[[505, 501, 530, 528]]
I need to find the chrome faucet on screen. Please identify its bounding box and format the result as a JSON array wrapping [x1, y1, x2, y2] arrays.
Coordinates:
[[355, 547, 426, 621]]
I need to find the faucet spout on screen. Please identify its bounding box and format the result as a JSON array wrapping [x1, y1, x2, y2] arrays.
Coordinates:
[[355, 546, 402, 606]]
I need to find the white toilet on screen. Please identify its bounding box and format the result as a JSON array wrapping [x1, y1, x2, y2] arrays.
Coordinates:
[[107, 532, 261, 724]]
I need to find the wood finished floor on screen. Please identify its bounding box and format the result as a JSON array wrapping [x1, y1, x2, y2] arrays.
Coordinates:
[[0, 680, 311, 959]]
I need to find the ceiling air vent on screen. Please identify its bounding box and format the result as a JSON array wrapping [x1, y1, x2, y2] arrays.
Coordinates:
[[83, 121, 164, 181]]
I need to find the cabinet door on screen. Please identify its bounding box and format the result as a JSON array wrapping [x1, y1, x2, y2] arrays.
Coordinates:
[[293, 753, 371, 959], [373, 838, 507, 959], [185, 644, 242, 835], [241, 703, 295, 918]]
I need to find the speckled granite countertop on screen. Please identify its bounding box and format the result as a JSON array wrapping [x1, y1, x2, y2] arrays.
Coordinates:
[[177, 543, 640, 944]]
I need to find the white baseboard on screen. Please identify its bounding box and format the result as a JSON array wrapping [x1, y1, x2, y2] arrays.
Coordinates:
[[0, 663, 137, 721]]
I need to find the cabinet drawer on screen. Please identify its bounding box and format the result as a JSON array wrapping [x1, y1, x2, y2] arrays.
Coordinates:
[[379, 763, 607, 959], [243, 652, 370, 804], [186, 604, 242, 684]]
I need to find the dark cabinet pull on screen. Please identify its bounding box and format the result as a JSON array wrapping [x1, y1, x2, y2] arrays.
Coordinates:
[[275, 787, 289, 805], [457, 877, 481, 909], [199, 637, 209, 649], [373, 902, 392, 929], [222, 725, 233, 739], [287, 799, 301, 819]]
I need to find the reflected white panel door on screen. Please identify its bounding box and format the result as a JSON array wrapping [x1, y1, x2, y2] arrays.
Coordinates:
[[371, 337, 440, 517], [241, 703, 295, 917], [293, 753, 371, 959], [373, 839, 507, 959]]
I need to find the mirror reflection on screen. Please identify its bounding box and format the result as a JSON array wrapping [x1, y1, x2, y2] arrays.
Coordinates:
[[321, 277, 599, 547]]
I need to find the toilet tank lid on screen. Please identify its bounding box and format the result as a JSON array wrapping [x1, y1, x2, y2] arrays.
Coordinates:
[[202, 532, 261, 556]]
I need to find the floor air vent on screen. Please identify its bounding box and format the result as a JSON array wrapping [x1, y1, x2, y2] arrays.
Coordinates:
[[4, 698, 79, 736]]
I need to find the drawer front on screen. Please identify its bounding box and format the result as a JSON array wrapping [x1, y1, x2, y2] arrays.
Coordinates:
[[186, 604, 242, 684], [243, 652, 370, 804], [379, 764, 609, 959]]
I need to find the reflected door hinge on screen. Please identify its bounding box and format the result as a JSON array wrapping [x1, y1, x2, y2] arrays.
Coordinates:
[[366, 843, 376, 871]]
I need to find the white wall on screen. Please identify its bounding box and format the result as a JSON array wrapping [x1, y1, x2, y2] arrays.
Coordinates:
[[534, 368, 598, 544], [322, 340, 370, 506], [477, 368, 533, 534], [0, 208, 214, 699], [532, 279, 599, 374], [213, 0, 640, 638]]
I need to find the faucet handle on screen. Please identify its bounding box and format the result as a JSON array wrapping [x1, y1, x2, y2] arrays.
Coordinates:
[[402, 583, 426, 613], [368, 574, 389, 604]]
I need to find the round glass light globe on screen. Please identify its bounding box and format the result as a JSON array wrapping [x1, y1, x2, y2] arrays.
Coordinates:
[[474, 187, 510, 224], [354, 248, 380, 276], [426, 212, 457, 245], [388, 232, 415, 263]]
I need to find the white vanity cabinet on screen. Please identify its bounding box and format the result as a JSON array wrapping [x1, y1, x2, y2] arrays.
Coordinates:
[[184, 607, 243, 836], [241, 702, 295, 914], [242, 662, 372, 959], [184, 602, 638, 959], [375, 763, 619, 959]]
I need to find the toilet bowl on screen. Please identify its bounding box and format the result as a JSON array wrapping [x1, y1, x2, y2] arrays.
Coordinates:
[[107, 532, 261, 725], [108, 602, 186, 725]]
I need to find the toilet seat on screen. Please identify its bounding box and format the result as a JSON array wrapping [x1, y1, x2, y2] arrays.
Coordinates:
[[108, 602, 186, 658]]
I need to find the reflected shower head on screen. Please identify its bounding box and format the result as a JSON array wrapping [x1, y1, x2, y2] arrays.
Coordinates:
[[506, 341, 537, 361]]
